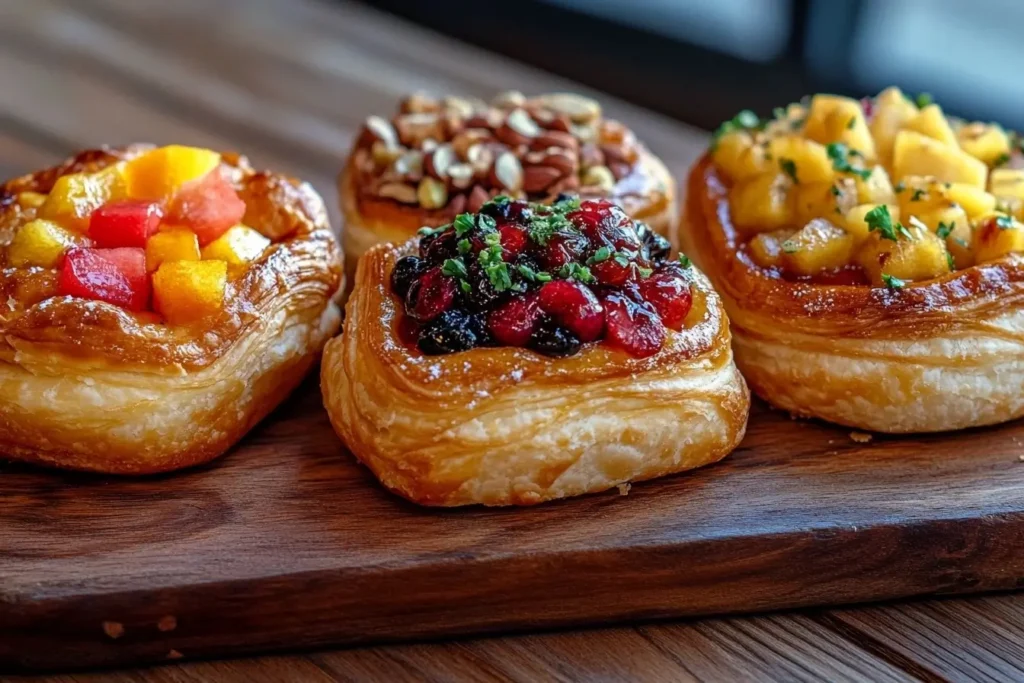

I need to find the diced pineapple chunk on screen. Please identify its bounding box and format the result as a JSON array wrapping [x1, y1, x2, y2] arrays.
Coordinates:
[[17, 192, 46, 209], [152, 259, 228, 324], [853, 166, 896, 205], [802, 95, 877, 161], [893, 130, 988, 188], [909, 203, 969, 237], [943, 218, 974, 270], [989, 168, 1024, 204], [712, 131, 772, 182], [124, 145, 222, 201], [870, 87, 918, 168], [903, 104, 959, 148], [974, 213, 1024, 264], [792, 180, 854, 226], [729, 172, 795, 232], [748, 228, 795, 269], [781, 218, 854, 275], [200, 225, 271, 266], [958, 122, 1011, 166], [766, 136, 834, 184], [146, 229, 201, 272], [38, 164, 128, 232], [6, 219, 80, 268], [842, 203, 899, 244], [858, 224, 951, 285], [945, 182, 996, 218]]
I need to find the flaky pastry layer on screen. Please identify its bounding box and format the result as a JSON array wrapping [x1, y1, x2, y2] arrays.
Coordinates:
[[679, 155, 1024, 432], [0, 146, 344, 472], [320, 238, 749, 507]]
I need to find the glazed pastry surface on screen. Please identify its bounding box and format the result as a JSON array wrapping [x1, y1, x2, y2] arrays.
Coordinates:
[[0, 145, 343, 472], [678, 89, 1024, 432]]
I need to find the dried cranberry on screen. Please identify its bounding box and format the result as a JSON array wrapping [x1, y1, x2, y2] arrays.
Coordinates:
[[529, 317, 582, 357], [418, 308, 478, 354], [498, 223, 528, 258], [391, 255, 429, 298], [602, 291, 666, 358], [637, 271, 693, 331], [420, 229, 458, 263], [488, 293, 542, 347], [539, 232, 588, 270], [405, 267, 456, 322], [537, 280, 604, 342]]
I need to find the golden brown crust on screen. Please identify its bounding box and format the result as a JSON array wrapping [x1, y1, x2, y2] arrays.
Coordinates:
[[320, 237, 749, 507], [679, 155, 1024, 432], [0, 146, 344, 473]]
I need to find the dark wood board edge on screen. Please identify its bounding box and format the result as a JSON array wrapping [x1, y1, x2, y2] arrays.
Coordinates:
[[5, 512, 1024, 672]]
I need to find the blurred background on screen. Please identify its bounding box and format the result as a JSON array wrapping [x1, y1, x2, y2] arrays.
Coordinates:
[[363, 0, 1024, 132]]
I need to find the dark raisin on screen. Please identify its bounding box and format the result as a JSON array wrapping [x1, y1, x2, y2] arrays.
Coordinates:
[[417, 309, 478, 354], [529, 316, 582, 357], [420, 229, 458, 263], [390, 255, 429, 298]]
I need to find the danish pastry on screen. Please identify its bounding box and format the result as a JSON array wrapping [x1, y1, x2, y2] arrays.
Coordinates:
[[339, 90, 676, 283], [679, 87, 1024, 432], [322, 195, 748, 506], [0, 145, 343, 473]]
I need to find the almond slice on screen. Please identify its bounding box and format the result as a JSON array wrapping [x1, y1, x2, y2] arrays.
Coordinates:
[[491, 152, 524, 192]]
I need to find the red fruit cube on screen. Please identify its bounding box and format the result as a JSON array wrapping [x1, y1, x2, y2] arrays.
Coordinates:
[[89, 200, 164, 248], [537, 280, 605, 342], [488, 293, 542, 346], [167, 169, 246, 245], [601, 291, 666, 358], [59, 247, 150, 311], [638, 270, 693, 331]]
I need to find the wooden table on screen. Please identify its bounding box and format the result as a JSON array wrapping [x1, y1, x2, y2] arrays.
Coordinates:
[[2, 0, 1024, 680]]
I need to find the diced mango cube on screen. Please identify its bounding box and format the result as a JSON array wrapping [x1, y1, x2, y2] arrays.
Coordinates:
[[870, 87, 918, 168], [793, 180, 853, 226], [6, 219, 80, 268], [712, 131, 772, 182], [124, 145, 222, 201], [766, 136, 834, 184], [145, 229, 201, 272], [748, 228, 796, 269], [802, 94, 877, 161], [854, 165, 896, 205], [153, 260, 227, 324], [893, 130, 988, 188], [945, 182, 996, 218], [859, 224, 951, 285], [781, 218, 854, 275], [729, 172, 795, 232], [200, 225, 271, 266], [974, 213, 1024, 264], [38, 164, 127, 232], [903, 104, 959, 148], [958, 123, 1011, 166]]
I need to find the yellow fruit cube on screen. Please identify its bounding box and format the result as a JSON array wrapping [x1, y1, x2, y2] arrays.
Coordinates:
[[793, 180, 854, 226], [893, 131, 988, 188], [767, 136, 834, 184], [38, 164, 127, 232], [781, 218, 854, 275], [145, 229, 201, 272], [870, 87, 918, 168], [712, 131, 772, 182], [958, 122, 1011, 166], [945, 182, 996, 218], [200, 225, 271, 266], [842, 203, 899, 244], [941, 218, 974, 270], [903, 104, 958, 148], [729, 172, 795, 232], [124, 145, 221, 201], [859, 224, 951, 285], [748, 228, 796, 269], [153, 260, 227, 325], [854, 165, 896, 205], [17, 192, 47, 209], [974, 213, 1024, 264], [802, 95, 876, 160], [6, 219, 80, 268], [989, 168, 1024, 204]]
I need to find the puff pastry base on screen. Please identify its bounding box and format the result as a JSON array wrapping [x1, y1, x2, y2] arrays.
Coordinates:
[[679, 155, 1024, 433], [321, 239, 749, 507]]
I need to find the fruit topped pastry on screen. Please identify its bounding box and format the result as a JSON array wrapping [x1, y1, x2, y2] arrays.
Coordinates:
[[320, 195, 748, 507], [338, 91, 676, 282], [682, 87, 1024, 433], [1, 145, 342, 473]]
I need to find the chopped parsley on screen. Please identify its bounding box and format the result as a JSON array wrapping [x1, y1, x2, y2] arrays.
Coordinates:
[[638, 266, 653, 278], [586, 246, 612, 265], [527, 209, 575, 246], [946, 251, 955, 270], [516, 264, 552, 283], [865, 204, 912, 241], [846, 116, 856, 130], [558, 262, 596, 284], [994, 152, 1011, 168], [830, 184, 842, 197], [779, 158, 799, 184], [613, 251, 632, 267], [936, 221, 956, 239], [826, 142, 872, 180], [457, 238, 471, 254], [712, 109, 762, 149], [477, 236, 512, 291], [996, 213, 1015, 230], [453, 213, 475, 236], [894, 181, 906, 193], [910, 188, 926, 201], [881, 273, 906, 289], [781, 239, 799, 253], [678, 253, 692, 268], [441, 257, 468, 279], [915, 92, 933, 108], [418, 225, 445, 236]]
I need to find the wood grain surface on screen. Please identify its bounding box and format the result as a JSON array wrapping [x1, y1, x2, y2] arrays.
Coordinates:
[[3, 0, 1024, 680]]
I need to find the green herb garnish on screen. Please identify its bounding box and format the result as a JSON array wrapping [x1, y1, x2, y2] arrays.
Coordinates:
[[517, 264, 552, 283], [558, 262, 596, 284], [418, 225, 445, 236], [826, 142, 872, 180], [865, 204, 912, 241], [894, 181, 906, 193], [994, 153, 1011, 168], [457, 238, 471, 254], [996, 213, 1015, 230], [847, 116, 856, 130], [946, 252, 955, 270], [678, 253, 692, 268], [587, 246, 612, 265], [453, 213, 475, 236], [779, 158, 799, 184], [915, 92, 933, 108], [910, 188, 926, 201], [712, 109, 762, 149], [936, 221, 955, 239], [441, 257, 468, 280], [782, 240, 799, 254], [881, 273, 906, 289]]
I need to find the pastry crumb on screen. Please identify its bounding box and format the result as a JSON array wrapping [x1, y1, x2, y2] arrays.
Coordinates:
[[850, 431, 873, 443], [617, 483, 631, 496], [167, 649, 184, 660], [102, 621, 125, 639]]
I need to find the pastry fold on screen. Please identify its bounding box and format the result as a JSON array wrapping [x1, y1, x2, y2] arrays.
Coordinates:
[[0, 146, 343, 473], [321, 238, 749, 507]]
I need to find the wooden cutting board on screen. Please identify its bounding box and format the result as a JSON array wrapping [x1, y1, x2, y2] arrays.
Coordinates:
[[4, 374, 1024, 672]]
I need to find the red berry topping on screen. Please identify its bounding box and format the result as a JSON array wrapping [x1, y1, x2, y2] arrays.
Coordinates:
[[89, 200, 163, 248], [638, 270, 693, 331], [540, 232, 587, 270], [602, 292, 666, 358], [498, 223, 528, 258], [488, 293, 542, 346], [405, 266, 455, 322], [59, 247, 150, 311], [167, 169, 246, 246], [591, 258, 638, 287], [537, 280, 604, 342]]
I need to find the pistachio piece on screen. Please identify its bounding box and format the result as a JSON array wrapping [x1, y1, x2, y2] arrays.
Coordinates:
[[417, 176, 449, 209], [491, 151, 524, 192], [364, 115, 398, 149], [581, 165, 615, 192], [492, 90, 527, 109], [378, 182, 418, 204], [534, 93, 601, 124]]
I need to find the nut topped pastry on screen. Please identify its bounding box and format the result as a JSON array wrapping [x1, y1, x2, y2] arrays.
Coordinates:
[[680, 87, 1024, 433], [321, 195, 748, 506], [1, 145, 343, 473], [340, 91, 676, 279]]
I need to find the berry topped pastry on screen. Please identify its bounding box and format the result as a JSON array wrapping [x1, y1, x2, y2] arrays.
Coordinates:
[[681, 87, 1024, 432], [339, 91, 676, 284], [321, 196, 748, 507], [0, 145, 342, 473]]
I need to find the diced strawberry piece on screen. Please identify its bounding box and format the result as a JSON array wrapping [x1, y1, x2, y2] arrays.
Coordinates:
[[89, 200, 164, 248], [638, 270, 693, 331], [602, 291, 666, 358], [498, 223, 528, 258], [537, 280, 604, 342], [167, 170, 246, 245], [488, 293, 542, 346], [59, 247, 150, 311]]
